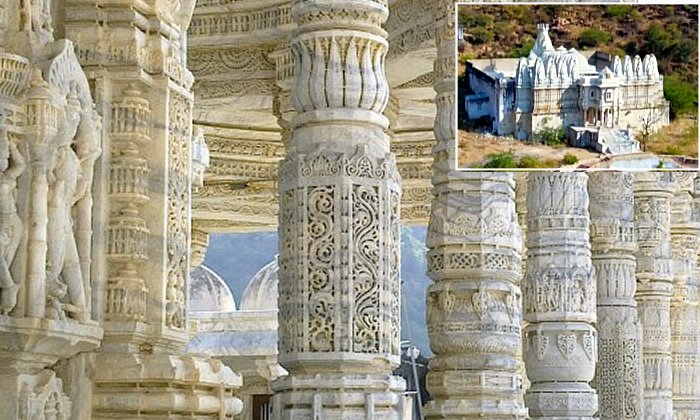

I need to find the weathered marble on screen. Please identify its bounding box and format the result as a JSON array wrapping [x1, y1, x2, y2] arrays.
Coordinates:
[[634, 171, 675, 419], [669, 173, 700, 419], [589, 171, 644, 419], [523, 172, 598, 419], [271, 0, 406, 418], [424, 172, 526, 419]]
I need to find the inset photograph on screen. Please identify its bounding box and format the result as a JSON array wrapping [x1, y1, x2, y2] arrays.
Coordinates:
[[456, 4, 699, 169]]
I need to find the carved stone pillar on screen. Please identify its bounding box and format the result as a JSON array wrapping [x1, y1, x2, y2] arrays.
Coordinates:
[[423, 0, 525, 417], [424, 173, 526, 419], [514, 172, 530, 395], [670, 173, 700, 419], [634, 172, 674, 419], [523, 172, 598, 419], [0, 8, 105, 419], [589, 172, 644, 419], [271, 0, 405, 418], [63, 0, 242, 417]]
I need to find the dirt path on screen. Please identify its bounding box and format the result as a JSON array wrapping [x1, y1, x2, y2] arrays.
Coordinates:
[[458, 130, 599, 168]]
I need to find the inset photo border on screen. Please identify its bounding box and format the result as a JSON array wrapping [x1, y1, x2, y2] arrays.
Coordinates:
[[455, 3, 699, 171]]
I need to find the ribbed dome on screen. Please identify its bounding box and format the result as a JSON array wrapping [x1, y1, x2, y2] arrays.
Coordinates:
[[240, 257, 278, 311], [189, 265, 236, 312]]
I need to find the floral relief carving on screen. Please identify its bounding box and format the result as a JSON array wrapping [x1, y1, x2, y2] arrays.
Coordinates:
[[534, 333, 549, 361], [165, 91, 192, 330], [557, 334, 576, 360]]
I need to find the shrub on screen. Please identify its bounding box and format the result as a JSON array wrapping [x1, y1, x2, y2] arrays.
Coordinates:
[[517, 155, 542, 168], [470, 27, 495, 44], [662, 145, 684, 155], [604, 5, 633, 18], [664, 75, 698, 118], [507, 40, 535, 58], [562, 153, 579, 165], [534, 126, 566, 146], [494, 22, 511, 40], [474, 14, 494, 28], [482, 151, 518, 168], [579, 28, 612, 48], [645, 24, 680, 56]]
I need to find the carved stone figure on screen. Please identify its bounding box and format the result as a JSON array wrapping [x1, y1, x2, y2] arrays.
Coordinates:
[[45, 93, 88, 322], [0, 132, 25, 315]]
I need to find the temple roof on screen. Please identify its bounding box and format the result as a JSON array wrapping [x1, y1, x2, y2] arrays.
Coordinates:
[[189, 265, 237, 312]]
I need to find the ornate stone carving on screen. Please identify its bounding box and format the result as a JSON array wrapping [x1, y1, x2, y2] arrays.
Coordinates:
[[524, 172, 598, 419], [669, 173, 700, 419], [589, 171, 643, 419], [272, 0, 406, 417], [424, 173, 526, 419], [0, 133, 25, 314], [635, 171, 675, 418]]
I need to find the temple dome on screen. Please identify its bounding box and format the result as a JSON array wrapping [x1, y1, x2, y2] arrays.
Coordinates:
[[189, 265, 236, 312], [240, 257, 279, 311]]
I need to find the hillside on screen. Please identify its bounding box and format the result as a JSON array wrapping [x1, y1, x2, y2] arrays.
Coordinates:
[[458, 4, 698, 117], [204, 227, 433, 357]]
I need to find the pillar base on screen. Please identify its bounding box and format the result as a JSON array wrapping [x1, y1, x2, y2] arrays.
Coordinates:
[[424, 369, 527, 419], [271, 373, 407, 420], [525, 383, 598, 419], [643, 390, 673, 420], [92, 353, 243, 419], [0, 316, 103, 419]]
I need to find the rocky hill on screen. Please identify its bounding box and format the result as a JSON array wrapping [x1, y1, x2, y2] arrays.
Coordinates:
[[458, 4, 698, 116]]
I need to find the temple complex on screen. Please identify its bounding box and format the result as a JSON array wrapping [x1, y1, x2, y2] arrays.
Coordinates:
[[463, 23, 670, 154], [0, 0, 699, 419]]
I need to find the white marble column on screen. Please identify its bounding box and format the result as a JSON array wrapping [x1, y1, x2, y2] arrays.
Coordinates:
[[272, 0, 405, 418], [634, 172, 674, 419], [589, 171, 644, 419], [523, 172, 598, 419], [424, 172, 526, 419], [423, 0, 525, 417], [670, 173, 700, 419], [63, 1, 243, 417]]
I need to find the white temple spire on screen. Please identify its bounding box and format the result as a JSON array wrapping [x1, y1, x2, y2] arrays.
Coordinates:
[[530, 23, 555, 57]]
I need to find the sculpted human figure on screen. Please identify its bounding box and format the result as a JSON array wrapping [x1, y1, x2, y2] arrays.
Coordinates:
[[45, 93, 88, 321], [0, 128, 26, 315], [29, 0, 53, 41]]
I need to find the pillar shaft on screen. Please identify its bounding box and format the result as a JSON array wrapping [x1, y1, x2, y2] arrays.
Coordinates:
[[272, 1, 405, 418], [589, 172, 644, 419], [670, 173, 700, 419], [63, 1, 242, 417], [523, 172, 598, 419], [634, 172, 674, 419], [424, 173, 526, 419], [423, 1, 524, 417]]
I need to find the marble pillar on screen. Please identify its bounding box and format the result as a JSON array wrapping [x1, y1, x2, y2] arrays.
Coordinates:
[[423, 0, 525, 417], [523, 172, 598, 419], [669, 173, 700, 419], [272, 0, 406, 418], [63, 1, 242, 417], [424, 172, 526, 419], [634, 172, 674, 419], [0, 5, 104, 419], [589, 171, 644, 419]]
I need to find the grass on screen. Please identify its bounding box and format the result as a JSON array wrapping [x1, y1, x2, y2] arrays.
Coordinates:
[[481, 151, 569, 168], [646, 118, 698, 158]]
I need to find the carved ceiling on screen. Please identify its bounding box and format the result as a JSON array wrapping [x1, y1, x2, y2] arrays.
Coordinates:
[[188, 0, 436, 232]]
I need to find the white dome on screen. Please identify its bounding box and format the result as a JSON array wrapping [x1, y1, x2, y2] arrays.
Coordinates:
[[240, 257, 278, 311], [189, 265, 236, 312]]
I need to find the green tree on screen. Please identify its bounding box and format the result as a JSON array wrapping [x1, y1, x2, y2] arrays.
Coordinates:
[[471, 27, 495, 44], [579, 28, 612, 48], [664, 75, 698, 118], [604, 5, 633, 18]]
